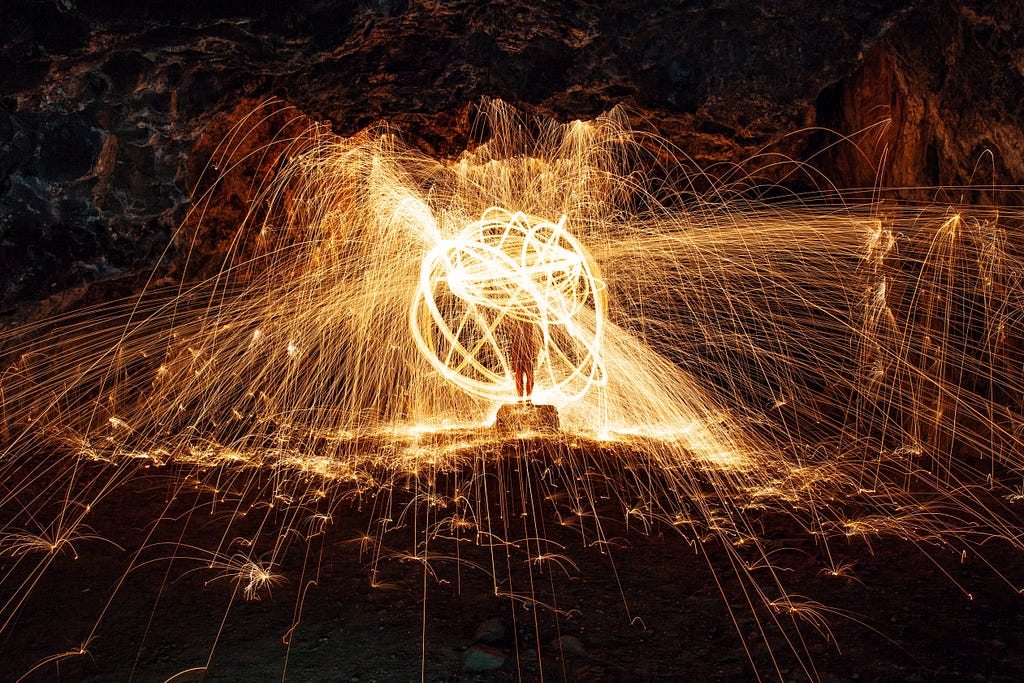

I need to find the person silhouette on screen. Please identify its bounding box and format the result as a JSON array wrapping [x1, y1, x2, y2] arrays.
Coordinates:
[[508, 317, 538, 401]]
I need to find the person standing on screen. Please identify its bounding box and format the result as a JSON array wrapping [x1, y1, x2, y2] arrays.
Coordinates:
[[508, 317, 538, 400]]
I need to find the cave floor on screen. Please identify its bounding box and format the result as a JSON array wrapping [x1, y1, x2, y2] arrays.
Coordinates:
[[1, 456, 1023, 683]]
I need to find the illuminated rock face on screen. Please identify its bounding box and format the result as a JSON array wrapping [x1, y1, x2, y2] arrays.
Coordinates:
[[493, 402, 560, 435], [2, 1, 1022, 311], [813, 3, 1024, 206]]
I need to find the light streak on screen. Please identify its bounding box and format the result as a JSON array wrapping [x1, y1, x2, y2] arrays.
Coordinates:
[[0, 98, 1022, 679]]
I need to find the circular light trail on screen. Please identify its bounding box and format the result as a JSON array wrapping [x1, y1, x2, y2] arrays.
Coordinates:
[[410, 206, 607, 404]]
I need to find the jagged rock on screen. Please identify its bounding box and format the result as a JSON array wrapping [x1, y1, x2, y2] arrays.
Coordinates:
[[2, 1, 1022, 311], [175, 99, 318, 281], [813, 0, 1024, 205], [461, 643, 506, 672], [494, 402, 560, 435], [473, 617, 506, 644], [551, 634, 586, 657]]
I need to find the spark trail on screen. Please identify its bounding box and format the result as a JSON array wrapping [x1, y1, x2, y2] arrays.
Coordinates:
[[1, 98, 1023, 680]]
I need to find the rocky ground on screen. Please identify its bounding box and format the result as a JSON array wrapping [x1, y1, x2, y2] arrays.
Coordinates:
[[1, 450, 1023, 682]]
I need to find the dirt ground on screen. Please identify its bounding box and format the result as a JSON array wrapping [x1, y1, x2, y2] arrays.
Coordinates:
[[1, 450, 1023, 683]]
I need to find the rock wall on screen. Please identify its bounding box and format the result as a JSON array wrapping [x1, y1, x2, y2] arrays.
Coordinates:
[[1, 0, 1021, 311], [814, 0, 1024, 203]]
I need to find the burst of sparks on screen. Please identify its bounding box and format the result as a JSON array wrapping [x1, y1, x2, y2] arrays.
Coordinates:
[[1, 98, 1023, 679]]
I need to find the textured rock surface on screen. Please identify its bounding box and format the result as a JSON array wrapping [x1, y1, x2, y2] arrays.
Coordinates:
[[461, 642, 506, 672], [1, 0, 1022, 310], [494, 402, 560, 434]]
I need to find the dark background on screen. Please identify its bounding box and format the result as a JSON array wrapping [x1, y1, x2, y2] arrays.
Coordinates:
[[2, 0, 1022, 312]]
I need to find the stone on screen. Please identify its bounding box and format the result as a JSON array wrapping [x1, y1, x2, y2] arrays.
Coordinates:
[[461, 643, 506, 672], [494, 402, 560, 435], [814, 0, 1024, 206], [473, 617, 506, 644], [3, 0, 1023, 313]]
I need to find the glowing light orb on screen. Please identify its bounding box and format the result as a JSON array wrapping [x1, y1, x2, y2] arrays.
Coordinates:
[[410, 206, 607, 404]]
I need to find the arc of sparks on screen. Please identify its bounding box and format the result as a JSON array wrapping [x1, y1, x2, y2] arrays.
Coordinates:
[[410, 206, 607, 404]]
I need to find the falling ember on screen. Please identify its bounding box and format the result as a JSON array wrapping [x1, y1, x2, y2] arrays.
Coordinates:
[[1, 99, 1024, 679]]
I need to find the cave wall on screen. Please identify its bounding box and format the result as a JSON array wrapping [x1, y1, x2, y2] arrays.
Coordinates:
[[814, 0, 1024, 202], [1, 0, 1021, 311]]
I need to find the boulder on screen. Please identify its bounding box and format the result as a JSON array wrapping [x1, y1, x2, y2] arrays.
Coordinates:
[[494, 402, 560, 435]]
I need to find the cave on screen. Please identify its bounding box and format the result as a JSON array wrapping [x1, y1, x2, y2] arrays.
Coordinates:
[[2, 1, 1024, 681]]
